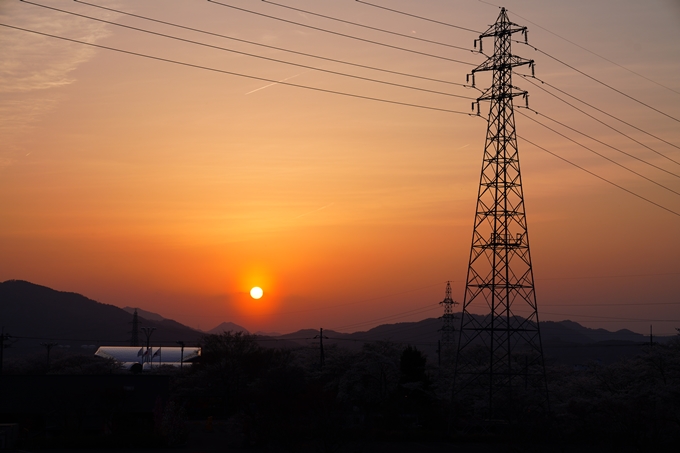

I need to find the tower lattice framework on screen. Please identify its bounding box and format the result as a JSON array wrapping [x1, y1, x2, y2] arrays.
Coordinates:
[[439, 281, 457, 346], [453, 8, 548, 418]]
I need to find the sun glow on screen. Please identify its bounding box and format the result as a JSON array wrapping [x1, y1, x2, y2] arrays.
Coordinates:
[[250, 286, 263, 299]]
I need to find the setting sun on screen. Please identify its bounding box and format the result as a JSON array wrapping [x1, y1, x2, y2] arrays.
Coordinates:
[[250, 287, 263, 300]]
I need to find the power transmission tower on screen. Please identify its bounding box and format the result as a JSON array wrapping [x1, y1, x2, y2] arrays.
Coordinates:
[[439, 281, 458, 345], [438, 282, 458, 367], [452, 8, 549, 420], [130, 308, 139, 347]]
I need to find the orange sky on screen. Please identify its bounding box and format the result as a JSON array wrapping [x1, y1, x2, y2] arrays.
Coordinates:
[[1, 0, 679, 335]]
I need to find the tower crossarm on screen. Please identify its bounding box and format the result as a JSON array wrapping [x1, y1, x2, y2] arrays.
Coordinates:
[[472, 55, 534, 76], [476, 83, 530, 104]]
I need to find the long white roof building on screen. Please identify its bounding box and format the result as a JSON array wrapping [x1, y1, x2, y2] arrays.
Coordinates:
[[95, 346, 201, 369]]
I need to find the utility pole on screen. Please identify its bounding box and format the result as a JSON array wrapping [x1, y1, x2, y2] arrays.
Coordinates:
[[0, 328, 11, 375], [453, 8, 548, 420], [176, 341, 185, 369], [313, 328, 328, 371], [41, 342, 58, 369]]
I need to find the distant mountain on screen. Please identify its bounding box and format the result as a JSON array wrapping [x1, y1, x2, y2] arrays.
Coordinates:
[[268, 316, 651, 365], [0, 280, 656, 366], [542, 319, 645, 344], [207, 322, 249, 335], [0, 280, 203, 357], [122, 306, 166, 322]]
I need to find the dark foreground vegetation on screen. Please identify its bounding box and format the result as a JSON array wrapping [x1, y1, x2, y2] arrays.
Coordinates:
[[1, 332, 679, 452]]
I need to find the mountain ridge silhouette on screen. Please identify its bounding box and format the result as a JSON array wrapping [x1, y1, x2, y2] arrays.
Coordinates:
[[0, 280, 652, 364]]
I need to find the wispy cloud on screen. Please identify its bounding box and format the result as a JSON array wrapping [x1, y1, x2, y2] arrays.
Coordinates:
[[0, 2, 115, 93], [0, 1, 120, 158]]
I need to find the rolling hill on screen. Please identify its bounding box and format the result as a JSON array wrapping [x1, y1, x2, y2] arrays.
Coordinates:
[[0, 280, 655, 365]]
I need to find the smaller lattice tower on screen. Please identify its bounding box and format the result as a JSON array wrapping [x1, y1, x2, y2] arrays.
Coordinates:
[[130, 309, 139, 347], [439, 281, 458, 347]]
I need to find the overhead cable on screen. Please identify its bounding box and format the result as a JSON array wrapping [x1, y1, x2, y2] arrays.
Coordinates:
[[330, 304, 441, 332], [540, 312, 680, 323], [539, 271, 680, 281], [207, 0, 477, 66], [517, 134, 680, 218], [550, 301, 680, 306], [0, 23, 475, 116], [263, 0, 477, 53], [24, 1, 475, 101], [11, 335, 198, 344], [518, 41, 680, 124], [517, 109, 680, 189], [401, 0, 680, 96], [520, 110, 680, 198], [520, 74, 680, 166], [355, 0, 482, 34], [73, 0, 472, 89], [505, 7, 680, 97], [518, 73, 680, 155]]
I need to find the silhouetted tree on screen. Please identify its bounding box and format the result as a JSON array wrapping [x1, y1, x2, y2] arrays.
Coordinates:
[[400, 345, 427, 384]]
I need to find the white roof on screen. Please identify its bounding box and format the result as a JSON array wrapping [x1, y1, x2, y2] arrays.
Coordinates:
[[95, 346, 201, 365]]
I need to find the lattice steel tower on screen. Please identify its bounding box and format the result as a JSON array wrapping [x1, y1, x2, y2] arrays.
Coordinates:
[[439, 281, 457, 346], [453, 8, 548, 418], [130, 308, 139, 347]]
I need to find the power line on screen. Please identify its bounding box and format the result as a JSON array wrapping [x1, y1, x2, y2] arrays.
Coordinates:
[[517, 109, 680, 197], [0, 23, 475, 116], [263, 0, 476, 53], [548, 301, 680, 307], [519, 74, 680, 162], [330, 303, 441, 332], [10, 335, 199, 345], [24, 1, 476, 101], [249, 281, 447, 317], [540, 312, 680, 323], [334, 304, 440, 331], [517, 134, 680, 218], [524, 74, 680, 154], [503, 6, 680, 97], [446, 0, 680, 96], [538, 271, 680, 281], [355, 0, 482, 34], [207, 0, 477, 66], [73, 0, 472, 89], [518, 41, 680, 124]]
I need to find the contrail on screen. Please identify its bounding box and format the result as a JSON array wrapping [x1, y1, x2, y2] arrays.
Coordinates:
[[245, 72, 304, 95], [295, 202, 334, 219]]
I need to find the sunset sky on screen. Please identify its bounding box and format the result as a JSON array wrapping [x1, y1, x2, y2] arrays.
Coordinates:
[[1, 0, 679, 335]]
